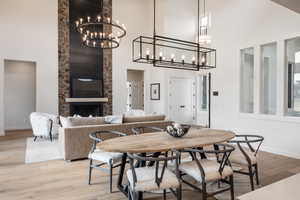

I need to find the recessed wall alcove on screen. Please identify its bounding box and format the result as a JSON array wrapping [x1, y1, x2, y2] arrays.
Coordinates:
[[4, 59, 36, 131]]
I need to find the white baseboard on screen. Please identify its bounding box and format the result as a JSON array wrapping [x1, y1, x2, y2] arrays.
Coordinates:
[[261, 145, 300, 159]]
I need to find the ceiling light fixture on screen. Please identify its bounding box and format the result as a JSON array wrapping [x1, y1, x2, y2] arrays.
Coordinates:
[[132, 0, 216, 71], [75, 0, 126, 49], [198, 0, 212, 44]]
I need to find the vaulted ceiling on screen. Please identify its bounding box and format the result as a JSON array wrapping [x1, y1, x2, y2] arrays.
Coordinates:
[[271, 0, 300, 14]]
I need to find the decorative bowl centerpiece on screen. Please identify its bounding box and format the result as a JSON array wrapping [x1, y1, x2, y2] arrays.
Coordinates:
[[166, 123, 191, 138]]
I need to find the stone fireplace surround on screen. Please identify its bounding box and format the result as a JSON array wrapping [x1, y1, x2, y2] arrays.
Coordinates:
[[58, 0, 113, 117]]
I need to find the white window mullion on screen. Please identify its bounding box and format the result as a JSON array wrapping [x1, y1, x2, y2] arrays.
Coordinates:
[[254, 46, 260, 114], [277, 40, 285, 117]]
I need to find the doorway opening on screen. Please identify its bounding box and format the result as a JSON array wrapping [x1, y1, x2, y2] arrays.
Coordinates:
[[4, 60, 36, 131], [126, 69, 144, 111]]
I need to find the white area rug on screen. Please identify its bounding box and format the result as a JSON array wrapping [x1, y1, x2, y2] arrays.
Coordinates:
[[25, 137, 63, 164]]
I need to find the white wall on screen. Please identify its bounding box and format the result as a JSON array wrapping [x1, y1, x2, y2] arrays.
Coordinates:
[[0, 0, 58, 135], [208, 0, 300, 158], [112, 0, 154, 115], [4, 60, 36, 130]]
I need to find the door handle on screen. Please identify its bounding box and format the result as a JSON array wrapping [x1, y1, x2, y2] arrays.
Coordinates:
[[180, 105, 185, 108]]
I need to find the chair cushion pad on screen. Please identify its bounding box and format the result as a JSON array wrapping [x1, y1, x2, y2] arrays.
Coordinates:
[[179, 159, 233, 182], [127, 166, 179, 192], [229, 147, 257, 166], [88, 149, 123, 164]]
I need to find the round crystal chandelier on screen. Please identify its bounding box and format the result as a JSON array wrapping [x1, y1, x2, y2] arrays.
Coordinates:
[[75, 0, 126, 49]]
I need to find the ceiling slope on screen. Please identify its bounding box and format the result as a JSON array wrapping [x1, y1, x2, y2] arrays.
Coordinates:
[[271, 0, 300, 14]]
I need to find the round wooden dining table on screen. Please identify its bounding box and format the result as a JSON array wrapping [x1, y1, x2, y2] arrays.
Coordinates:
[[97, 128, 235, 198]]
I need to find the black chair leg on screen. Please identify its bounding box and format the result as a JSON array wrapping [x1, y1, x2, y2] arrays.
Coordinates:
[[34, 136, 38, 142], [88, 160, 93, 185], [49, 132, 53, 142], [248, 166, 255, 191], [230, 175, 234, 200], [163, 189, 166, 200], [177, 185, 182, 200], [109, 160, 113, 193], [202, 182, 207, 200], [254, 164, 259, 185]]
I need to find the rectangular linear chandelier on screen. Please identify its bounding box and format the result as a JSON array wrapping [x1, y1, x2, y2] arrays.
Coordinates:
[[132, 0, 216, 71]]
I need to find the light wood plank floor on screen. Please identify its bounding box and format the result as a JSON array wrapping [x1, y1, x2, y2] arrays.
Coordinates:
[[0, 131, 300, 200]]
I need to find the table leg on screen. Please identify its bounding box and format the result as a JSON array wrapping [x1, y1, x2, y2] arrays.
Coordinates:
[[117, 153, 128, 197]]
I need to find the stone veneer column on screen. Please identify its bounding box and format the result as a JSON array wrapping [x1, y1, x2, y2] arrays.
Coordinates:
[[103, 0, 113, 115], [58, 0, 113, 116], [58, 0, 70, 116]]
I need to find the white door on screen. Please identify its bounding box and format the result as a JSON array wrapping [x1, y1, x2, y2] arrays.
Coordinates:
[[169, 78, 196, 124]]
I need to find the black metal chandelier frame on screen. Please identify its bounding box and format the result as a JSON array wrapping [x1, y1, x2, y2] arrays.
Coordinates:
[[132, 0, 216, 70], [75, 0, 126, 49]]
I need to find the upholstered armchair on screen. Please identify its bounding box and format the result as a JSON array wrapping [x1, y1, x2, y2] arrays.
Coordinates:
[[30, 112, 60, 141]]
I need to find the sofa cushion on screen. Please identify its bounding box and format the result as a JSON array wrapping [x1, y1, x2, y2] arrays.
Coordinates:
[[60, 116, 106, 128], [104, 115, 123, 124], [123, 115, 166, 123]]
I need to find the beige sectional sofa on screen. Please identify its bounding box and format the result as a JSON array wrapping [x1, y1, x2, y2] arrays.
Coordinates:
[[58, 115, 172, 161]]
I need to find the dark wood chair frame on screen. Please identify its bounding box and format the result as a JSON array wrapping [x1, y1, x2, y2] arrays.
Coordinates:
[[228, 134, 264, 191], [88, 130, 127, 193], [179, 144, 235, 200], [127, 152, 181, 200], [33, 118, 54, 142]]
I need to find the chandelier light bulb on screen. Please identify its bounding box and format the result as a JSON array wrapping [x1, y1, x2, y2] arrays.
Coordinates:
[[146, 49, 150, 55], [107, 17, 111, 23], [181, 55, 185, 64], [201, 55, 206, 64], [97, 16, 101, 22], [87, 16, 91, 22], [146, 49, 150, 60], [93, 41, 96, 47], [79, 18, 83, 24], [159, 51, 163, 61], [75, 21, 79, 27], [192, 56, 196, 65], [171, 54, 175, 63]]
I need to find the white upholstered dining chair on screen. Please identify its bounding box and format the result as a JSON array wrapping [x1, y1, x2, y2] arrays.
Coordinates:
[[88, 130, 127, 193], [126, 152, 181, 200], [178, 144, 235, 200]]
